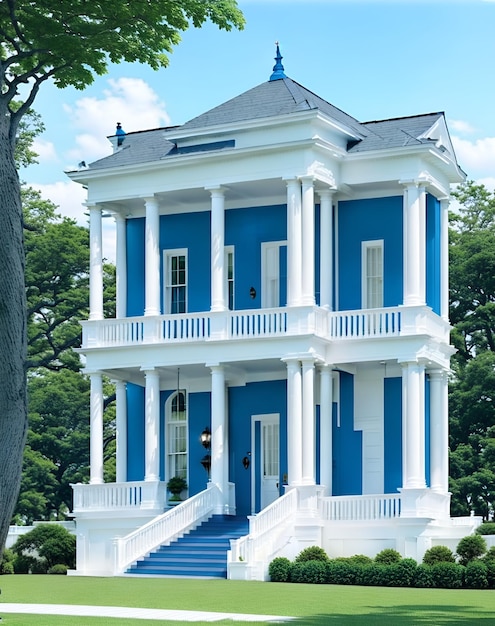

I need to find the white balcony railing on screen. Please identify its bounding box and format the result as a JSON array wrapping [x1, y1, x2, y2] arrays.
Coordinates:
[[81, 305, 449, 349], [319, 493, 402, 521], [71, 481, 167, 513]]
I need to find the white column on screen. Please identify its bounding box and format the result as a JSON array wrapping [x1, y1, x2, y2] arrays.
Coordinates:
[[144, 196, 160, 317], [89, 205, 104, 320], [429, 369, 449, 493], [319, 365, 333, 494], [115, 213, 127, 319], [210, 365, 226, 511], [89, 372, 104, 484], [301, 177, 316, 306], [115, 379, 127, 483], [286, 178, 302, 306], [401, 361, 426, 489], [440, 199, 450, 321], [403, 183, 426, 306], [301, 357, 316, 484], [286, 358, 302, 485], [209, 188, 226, 312], [144, 368, 160, 482], [318, 190, 334, 310]]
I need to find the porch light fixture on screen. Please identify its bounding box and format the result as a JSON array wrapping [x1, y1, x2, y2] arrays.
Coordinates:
[[201, 453, 211, 477], [249, 286, 256, 299], [200, 426, 211, 450], [242, 452, 251, 470]]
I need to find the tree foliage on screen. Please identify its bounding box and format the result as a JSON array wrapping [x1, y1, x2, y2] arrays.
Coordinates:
[[0, 0, 244, 559]]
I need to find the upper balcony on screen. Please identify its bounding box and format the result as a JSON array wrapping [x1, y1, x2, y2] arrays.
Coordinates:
[[81, 305, 450, 366]]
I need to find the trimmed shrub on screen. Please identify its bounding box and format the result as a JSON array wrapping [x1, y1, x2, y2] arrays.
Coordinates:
[[12, 523, 76, 573], [1, 548, 15, 575], [357, 563, 394, 587], [290, 560, 327, 584], [326, 560, 360, 585], [464, 560, 488, 589], [13, 554, 31, 574], [48, 564, 68, 575], [482, 546, 495, 563], [414, 564, 434, 588], [294, 546, 329, 563], [483, 559, 495, 589], [391, 558, 418, 587], [423, 545, 455, 565], [268, 557, 292, 583], [430, 562, 463, 589], [456, 534, 487, 566], [374, 548, 402, 565], [347, 554, 373, 566], [475, 522, 495, 535]]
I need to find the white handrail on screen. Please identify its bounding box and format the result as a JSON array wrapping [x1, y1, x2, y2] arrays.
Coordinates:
[[113, 484, 220, 574], [320, 493, 401, 521]]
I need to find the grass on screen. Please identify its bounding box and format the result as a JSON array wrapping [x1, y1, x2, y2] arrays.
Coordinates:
[[0, 576, 495, 625]]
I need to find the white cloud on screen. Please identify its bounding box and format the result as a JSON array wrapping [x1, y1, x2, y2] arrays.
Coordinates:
[[449, 120, 475, 135], [452, 135, 495, 181], [32, 138, 58, 163], [63, 77, 171, 166]]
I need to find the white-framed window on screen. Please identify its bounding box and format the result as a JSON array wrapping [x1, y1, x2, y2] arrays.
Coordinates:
[[164, 250, 187, 314], [225, 246, 235, 310], [166, 390, 188, 481], [261, 241, 286, 308], [362, 240, 383, 309]]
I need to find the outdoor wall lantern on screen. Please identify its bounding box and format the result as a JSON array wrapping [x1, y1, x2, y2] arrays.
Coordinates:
[[201, 453, 211, 477], [242, 452, 251, 470], [200, 426, 211, 450], [249, 286, 256, 299]]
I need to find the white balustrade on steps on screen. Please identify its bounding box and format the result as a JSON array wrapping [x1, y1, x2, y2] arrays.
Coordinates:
[[319, 493, 402, 521], [113, 483, 221, 574], [71, 481, 167, 512]]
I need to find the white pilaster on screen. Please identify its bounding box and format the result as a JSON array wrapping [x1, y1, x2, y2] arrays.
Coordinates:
[[144, 196, 160, 317], [210, 365, 227, 511], [301, 358, 316, 485], [319, 365, 333, 495], [89, 205, 104, 321], [286, 178, 302, 306], [301, 177, 316, 306], [144, 368, 160, 482], [115, 379, 127, 483], [318, 189, 334, 310], [285, 358, 302, 485], [440, 199, 450, 321], [403, 183, 426, 306], [89, 372, 104, 484], [401, 361, 426, 489], [429, 369, 449, 493], [115, 213, 127, 319], [209, 188, 226, 312]]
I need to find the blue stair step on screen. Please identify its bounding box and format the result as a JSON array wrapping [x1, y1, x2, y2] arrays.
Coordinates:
[[126, 514, 249, 578]]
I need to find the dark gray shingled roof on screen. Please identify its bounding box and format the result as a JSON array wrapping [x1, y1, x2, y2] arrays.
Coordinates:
[[85, 78, 445, 171]]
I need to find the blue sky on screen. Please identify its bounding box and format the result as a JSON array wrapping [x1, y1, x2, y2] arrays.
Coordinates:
[[21, 0, 495, 255]]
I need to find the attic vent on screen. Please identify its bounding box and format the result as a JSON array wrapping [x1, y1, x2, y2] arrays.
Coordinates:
[[171, 140, 235, 155]]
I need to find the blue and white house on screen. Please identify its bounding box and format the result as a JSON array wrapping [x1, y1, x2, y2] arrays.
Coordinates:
[[68, 48, 477, 578]]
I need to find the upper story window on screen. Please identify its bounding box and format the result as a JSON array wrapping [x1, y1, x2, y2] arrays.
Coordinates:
[[262, 241, 287, 308], [164, 250, 187, 314], [166, 390, 188, 482], [362, 240, 383, 309], [225, 246, 235, 310]]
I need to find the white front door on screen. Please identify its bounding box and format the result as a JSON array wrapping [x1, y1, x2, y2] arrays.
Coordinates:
[[261, 242, 287, 308], [252, 414, 280, 513]]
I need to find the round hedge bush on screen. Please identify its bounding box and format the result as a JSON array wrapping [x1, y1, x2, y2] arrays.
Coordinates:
[[423, 545, 455, 565], [374, 548, 402, 565], [268, 557, 292, 583], [463, 560, 488, 589], [290, 560, 327, 584], [294, 546, 329, 563], [456, 534, 487, 566], [48, 564, 68, 575], [430, 562, 463, 589], [475, 522, 495, 535]]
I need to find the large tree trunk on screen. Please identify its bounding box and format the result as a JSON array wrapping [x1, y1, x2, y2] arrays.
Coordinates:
[[0, 106, 28, 558]]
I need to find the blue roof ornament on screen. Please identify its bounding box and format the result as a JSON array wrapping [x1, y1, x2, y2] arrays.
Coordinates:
[[269, 42, 286, 81]]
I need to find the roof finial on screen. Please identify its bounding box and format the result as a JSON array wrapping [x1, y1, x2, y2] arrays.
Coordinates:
[[269, 41, 286, 81]]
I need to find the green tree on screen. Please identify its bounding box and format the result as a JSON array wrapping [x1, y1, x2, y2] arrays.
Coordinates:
[[0, 0, 244, 558]]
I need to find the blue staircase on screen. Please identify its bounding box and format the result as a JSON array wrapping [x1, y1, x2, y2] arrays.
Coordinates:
[[126, 514, 249, 578]]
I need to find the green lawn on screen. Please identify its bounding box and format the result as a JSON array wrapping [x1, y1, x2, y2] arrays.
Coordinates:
[[0, 576, 494, 625]]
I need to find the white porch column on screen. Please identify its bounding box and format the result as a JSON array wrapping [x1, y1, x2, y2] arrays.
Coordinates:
[[402, 183, 426, 306], [401, 361, 426, 489], [115, 379, 128, 483], [144, 196, 160, 317], [209, 188, 226, 312], [318, 190, 334, 310], [143, 368, 160, 482], [115, 213, 127, 318], [286, 178, 302, 306], [301, 177, 316, 306], [319, 365, 333, 494], [210, 365, 227, 511], [301, 357, 316, 484], [440, 199, 450, 321], [285, 358, 302, 485], [429, 369, 449, 493], [89, 372, 104, 484], [88, 205, 104, 320]]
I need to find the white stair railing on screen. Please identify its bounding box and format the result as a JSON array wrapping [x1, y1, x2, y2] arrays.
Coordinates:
[[229, 488, 298, 565], [114, 484, 221, 574], [320, 493, 401, 521]]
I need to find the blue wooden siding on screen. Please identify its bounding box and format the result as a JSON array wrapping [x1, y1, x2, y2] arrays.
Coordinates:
[[426, 194, 441, 315], [383, 377, 402, 493]]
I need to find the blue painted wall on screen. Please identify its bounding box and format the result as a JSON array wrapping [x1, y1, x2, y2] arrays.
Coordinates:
[[228, 380, 288, 515], [425, 376, 431, 487], [188, 392, 212, 495], [332, 372, 362, 495], [225, 205, 287, 310], [126, 383, 145, 480], [337, 197, 403, 311], [126, 218, 145, 316], [384, 377, 402, 493], [426, 194, 441, 315]]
